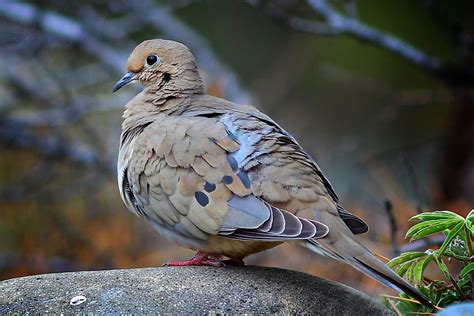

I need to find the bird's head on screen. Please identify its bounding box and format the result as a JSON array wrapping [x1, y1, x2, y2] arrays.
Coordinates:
[[113, 39, 204, 96]]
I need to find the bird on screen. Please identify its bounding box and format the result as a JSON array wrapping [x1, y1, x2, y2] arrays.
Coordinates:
[[113, 39, 434, 308]]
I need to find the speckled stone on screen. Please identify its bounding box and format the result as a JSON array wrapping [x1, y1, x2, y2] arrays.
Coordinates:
[[0, 266, 392, 315]]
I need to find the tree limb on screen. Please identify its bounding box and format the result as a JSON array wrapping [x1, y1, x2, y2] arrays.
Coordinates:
[[261, 0, 474, 85], [306, 0, 441, 72]]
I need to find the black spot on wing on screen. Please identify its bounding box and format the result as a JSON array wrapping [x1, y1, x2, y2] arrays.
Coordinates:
[[195, 191, 209, 207], [204, 181, 216, 193], [223, 175, 233, 184]]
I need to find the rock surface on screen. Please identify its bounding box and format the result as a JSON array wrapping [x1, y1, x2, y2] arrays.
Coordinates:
[[1, 266, 392, 315]]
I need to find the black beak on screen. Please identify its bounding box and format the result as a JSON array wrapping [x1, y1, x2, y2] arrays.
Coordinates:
[[112, 72, 136, 92]]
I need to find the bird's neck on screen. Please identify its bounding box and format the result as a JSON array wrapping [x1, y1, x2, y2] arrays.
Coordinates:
[[120, 92, 194, 148], [144, 68, 205, 101]]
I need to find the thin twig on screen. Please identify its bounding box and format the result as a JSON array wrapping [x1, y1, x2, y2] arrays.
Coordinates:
[[381, 295, 442, 311], [375, 253, 390, 262], [388, 299, 403, 316]]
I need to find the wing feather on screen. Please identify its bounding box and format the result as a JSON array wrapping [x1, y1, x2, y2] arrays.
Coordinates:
[[219, 194, 328, 241]]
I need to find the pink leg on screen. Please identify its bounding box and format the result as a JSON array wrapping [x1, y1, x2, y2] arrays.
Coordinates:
[[163, 251, 225, 267]]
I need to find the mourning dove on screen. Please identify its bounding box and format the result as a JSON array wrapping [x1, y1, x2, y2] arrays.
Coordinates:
[[113, 39, 433, 307]]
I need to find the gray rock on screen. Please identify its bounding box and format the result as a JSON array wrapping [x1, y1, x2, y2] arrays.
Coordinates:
[[0, 266, 392, 315]]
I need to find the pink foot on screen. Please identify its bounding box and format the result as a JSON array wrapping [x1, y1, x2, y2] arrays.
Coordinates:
[[163, 251, 225, 267]]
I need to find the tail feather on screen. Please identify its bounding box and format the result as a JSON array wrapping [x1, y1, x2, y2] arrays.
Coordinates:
[[351, 256, 433, 307], [306, 232, 435, 309]]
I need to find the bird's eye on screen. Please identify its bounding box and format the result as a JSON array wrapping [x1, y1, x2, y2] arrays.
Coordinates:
[[146, 54, 160, 66]]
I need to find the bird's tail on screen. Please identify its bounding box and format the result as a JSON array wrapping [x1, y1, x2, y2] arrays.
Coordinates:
[[304, 216, 434, 309]]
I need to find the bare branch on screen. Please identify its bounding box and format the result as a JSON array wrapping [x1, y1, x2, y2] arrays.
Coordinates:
[[0, 1, 127, 74], [253, 0, 474, 85], [275, 14, 338, 36], [306, 0, 441, 72]]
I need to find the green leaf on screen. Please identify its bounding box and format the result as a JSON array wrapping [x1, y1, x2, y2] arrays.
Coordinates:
[[459, 275, 472, 292], [407, 219, 461, 241], [405, 261, 415, 283], [465, 219, 474, 236], [410, 211, 463, 222], [425, 283, 440, 303], [459, 262, 474, 278], [437, 292, 461, 307], [434, 255, 451, 280], [405, 218, 460, 238], [405, 220, 437, 237], [413, 255, 433, 284], [396, 261, 412, 277], [387, 252, 426, 268], [438, 221, 465, 254], [466, 209, 474, 222]]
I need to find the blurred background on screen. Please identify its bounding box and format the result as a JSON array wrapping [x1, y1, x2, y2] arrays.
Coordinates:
[[1, 0, 473, 298]]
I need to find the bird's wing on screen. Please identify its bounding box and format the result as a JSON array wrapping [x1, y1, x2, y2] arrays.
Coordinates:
[[208, 107, 368, 235], [337, 205, 368, 234], [180, 97, 367, 235], [122, 115, 328, 242]]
